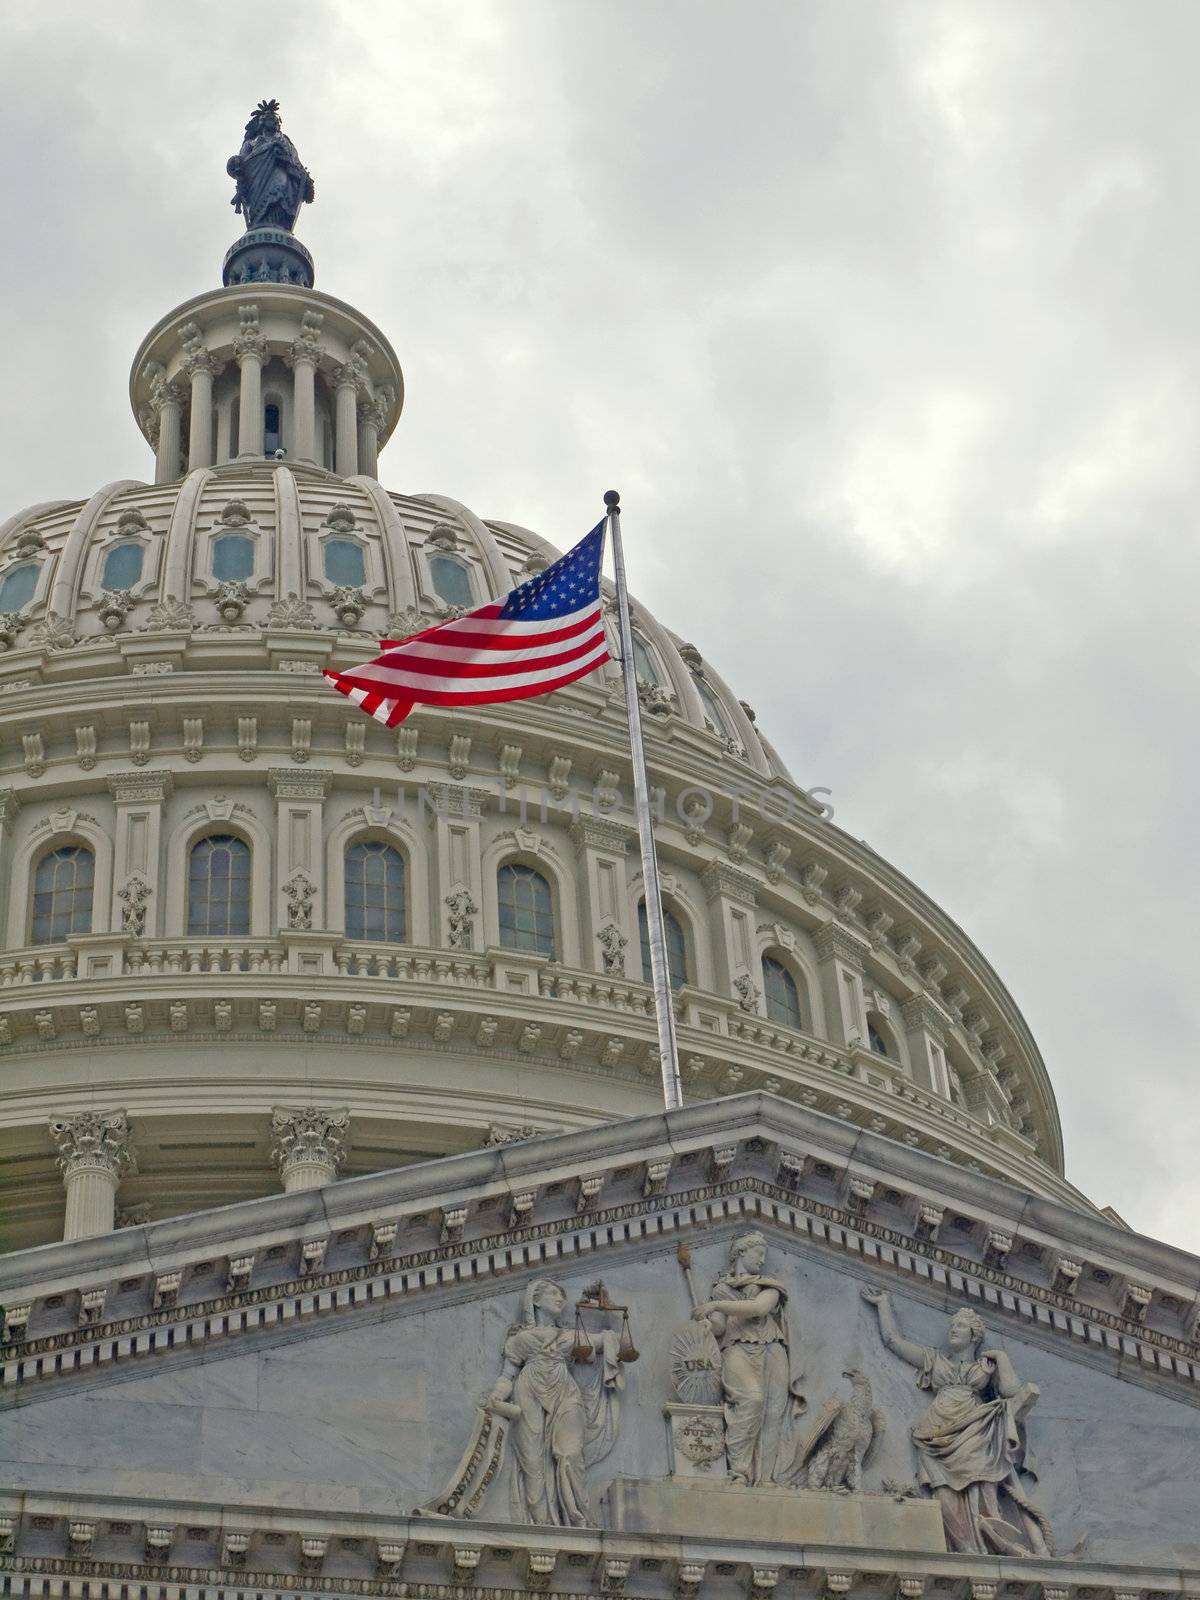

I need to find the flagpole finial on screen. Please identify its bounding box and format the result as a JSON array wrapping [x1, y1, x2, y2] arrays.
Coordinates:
[[604, 489, 621, 513]]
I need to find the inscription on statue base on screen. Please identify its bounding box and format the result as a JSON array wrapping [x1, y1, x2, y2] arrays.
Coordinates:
[[605, 1477, 947, 1553]]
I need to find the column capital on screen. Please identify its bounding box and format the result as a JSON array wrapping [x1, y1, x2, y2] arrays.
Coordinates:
[[332, 362, 363, 392], [50, 1109, 138, 1180], [233, 303, 268, 364], [107, 770, 174, 805], [0, 788, 21, 823], [700, 859, 758, 906], [359, 390, 390, 429], [569, 815, 632, 857], [268, 767, 332, 801], [287, 335, 326, 370], [900, 992, 949, 1041], [813, 922, 870, 969], [150, 379, 185, 413], [270, 1106, 349, 1185]]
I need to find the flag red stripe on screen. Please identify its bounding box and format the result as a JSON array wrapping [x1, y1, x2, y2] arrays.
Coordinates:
[[336, 627, 607, 689]]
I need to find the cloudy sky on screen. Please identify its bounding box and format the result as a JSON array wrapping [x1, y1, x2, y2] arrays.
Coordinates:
[[2, 1, 1196, 1250]]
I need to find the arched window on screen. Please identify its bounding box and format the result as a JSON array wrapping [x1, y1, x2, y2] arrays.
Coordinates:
[[324, 538, 366, 587], [31, 845, 94, 944], [0, 562, 38, 612], [497, 863, 555, 957], [638, 900, 688, 989], [867, 1016, 892, 1057], [631, 633, 662, 686], [762, 954, 803, 1030], [212, 533, 254, 581], [263, 399, 282, 455], [101, 543, 144, 591], [187, 834, 251, 937], [345, 839, 406, 942], [430, 554, 473, 609], [696, 676, 734, 739]]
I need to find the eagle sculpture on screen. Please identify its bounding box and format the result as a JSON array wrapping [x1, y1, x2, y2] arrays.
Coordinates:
[[789, 1368, 884, 1492]]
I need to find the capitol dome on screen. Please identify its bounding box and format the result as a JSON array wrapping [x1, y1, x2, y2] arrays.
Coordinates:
[[0, 132, 1075, 1254]]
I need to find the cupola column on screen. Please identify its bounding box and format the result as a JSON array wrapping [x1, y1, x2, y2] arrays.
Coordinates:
[[182, 351, 221, 470], [270, 1106, 349, 1192], [813, 923, 871, 1048], [333, 365, 360, 477], [234, 304, 268, 459], [49, 1110, 137, 1241], [152, 381, 184, 484], [287, 311, 325, 466], [358, 392, 387, 480]]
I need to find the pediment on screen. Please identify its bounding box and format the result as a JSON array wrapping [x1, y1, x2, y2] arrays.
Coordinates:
[[2, 1093, 1200, 1583]]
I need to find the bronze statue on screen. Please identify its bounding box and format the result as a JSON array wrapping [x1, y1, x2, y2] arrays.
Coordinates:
[[227, 100, 314, 233]]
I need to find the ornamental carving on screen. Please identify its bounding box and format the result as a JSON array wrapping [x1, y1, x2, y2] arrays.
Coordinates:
[[792, 1368, 884, 1492], [596, 922, 628, 976], [329, 585, 367, 627], [283, 873, 317, 930], [0, 612, 21, 649], [24, 611, 76, 652], [445, 888, 479, 951], [323, 503, 359, 533], [213, 581, 251, 623], [139, 594, 194, 631], [232, 304, 268, 364], [287, 309, 326, 368], [118, 876, 151, 937], [267, 592, 319, 629], [96, 590, 133, 633], [49, 1109, 137, 1180]]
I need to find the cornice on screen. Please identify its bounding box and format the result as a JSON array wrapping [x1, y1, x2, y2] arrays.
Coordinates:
[[108, 769, 174, 804], [2, 1095, 1196, 1400], [267, 767, 333, 801]]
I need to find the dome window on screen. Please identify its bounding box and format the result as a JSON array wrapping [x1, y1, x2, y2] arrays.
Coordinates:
[[212, 533, 255, 582], [762, 954, 803, 1030], [187, 834, 251, 937], [631, 633, 662, 686], [497, 863, 555, 958], [345, 840, 406, 942], [324, 538, 366, 587], [0, 562, 39, 612], [101, 543, 144, 591], [31, 845, 94, 944], [696, 677, 734, 740], [429, 554, 473, 610], [638, 900, 688, 990], [263, 400, 282, 455], [867, 1015, 893, 1058]]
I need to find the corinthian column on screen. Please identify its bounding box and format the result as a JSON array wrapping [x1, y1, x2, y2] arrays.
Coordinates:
[[271, 1106, 349, 1192], [152, 380, 185, 485], [50, 1109, 137, 1241], [234, 304, 268, 459], [286, 311, 325, 466], [181, 329, 223, 471], [357, 392, 389, 480], [332, 365, 360, 478]]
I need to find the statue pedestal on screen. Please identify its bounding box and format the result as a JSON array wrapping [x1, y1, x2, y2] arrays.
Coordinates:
[[604, 1478, 946, 1553], [664, 1403, 727, 1477]]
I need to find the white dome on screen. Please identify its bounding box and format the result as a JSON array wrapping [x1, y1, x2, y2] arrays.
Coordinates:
[[0, 261, 1070, 1252]]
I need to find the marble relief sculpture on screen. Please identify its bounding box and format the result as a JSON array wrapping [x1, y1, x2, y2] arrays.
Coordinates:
[[419, 1279, 629, 1527], [690, 1231, 806, 1485], [862, 1288, 1054, 1556], [791, 1368, 884, 1492]]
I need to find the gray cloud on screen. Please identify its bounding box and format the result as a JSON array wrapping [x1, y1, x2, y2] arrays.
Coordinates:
[[1, 0, 1196, 1247]]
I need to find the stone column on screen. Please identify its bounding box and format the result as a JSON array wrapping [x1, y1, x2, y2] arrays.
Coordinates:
[[108, 771, 173, 939], [0, 789, 21, 931], [268, 769, 330, 938], [333, 366, 360, 477], [271, 1107, 349, 1192], [50, 1110, 137, 1241], [357, 392, 388, 480], [570, 815, 634, 976], [700, 860, 759, 999], [182, 349, 222, 470], [431, 785, 488, 949], [813, 923, 871, 1048], [901, 994, 952, 1098], [287, 310, 325, 466], [234, 304, 268, 460], [152, 381, 184, 484]]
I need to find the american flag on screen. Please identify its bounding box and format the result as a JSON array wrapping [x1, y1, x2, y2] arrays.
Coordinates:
[[324, 520, 611, 727]]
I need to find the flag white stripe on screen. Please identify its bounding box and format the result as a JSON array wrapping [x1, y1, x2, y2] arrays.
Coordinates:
[[415, 600, 602, 640], [347, 635, 611, 696], [389, 624, 607, 669]]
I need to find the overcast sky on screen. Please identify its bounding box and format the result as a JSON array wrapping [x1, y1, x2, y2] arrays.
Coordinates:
[[2, 0, 1196, 1251]]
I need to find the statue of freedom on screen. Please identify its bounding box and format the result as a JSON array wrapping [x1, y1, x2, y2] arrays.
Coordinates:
[[227, 100, 315, 232]]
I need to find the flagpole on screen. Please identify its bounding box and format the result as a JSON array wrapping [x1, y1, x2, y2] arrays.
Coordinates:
[[604, 489, 683, 1112]]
